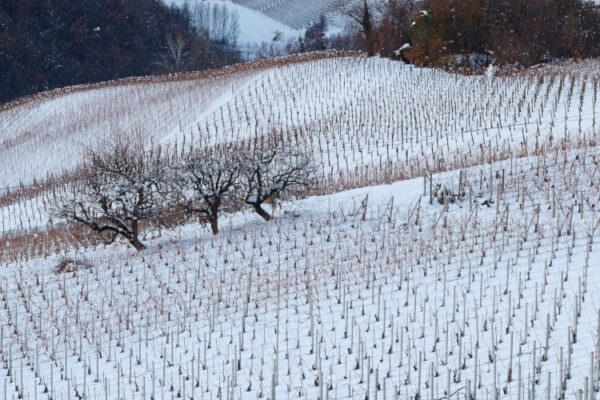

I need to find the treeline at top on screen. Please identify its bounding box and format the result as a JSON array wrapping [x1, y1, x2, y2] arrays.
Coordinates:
[[354, 0, 600, 68], [0, 0, 241, 104]]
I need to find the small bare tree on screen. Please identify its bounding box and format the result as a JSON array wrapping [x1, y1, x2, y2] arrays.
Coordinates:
[[193, 2, 240, 46], [345, 0, 377, 55], [241, 139, 312, 221], [160, 30, 188, 72], [171, 146, 240, 235], [56, 136, 164, 251]]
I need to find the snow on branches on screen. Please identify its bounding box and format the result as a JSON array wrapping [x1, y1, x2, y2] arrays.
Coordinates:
[[241, 136, 313, 221], [55, 135, 166, 251], [54, 134, 312, 246], [171, 145, 241, 235]]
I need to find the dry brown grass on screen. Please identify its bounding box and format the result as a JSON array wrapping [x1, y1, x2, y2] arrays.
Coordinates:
[[0, 224, 88, 261]]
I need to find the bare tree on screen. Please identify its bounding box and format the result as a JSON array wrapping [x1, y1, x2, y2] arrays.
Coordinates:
[[171, 146, 240, 235], [345, 0, 377, 55], [193, 2, 240, 47], [241, 139, 312, 221], [56, 136, 164, 251], [161, 30, 188, 72], [377, 0, 416, 57]]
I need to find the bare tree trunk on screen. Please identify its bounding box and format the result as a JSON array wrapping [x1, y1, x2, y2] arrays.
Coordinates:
[[346, 0, 376, 55], [131, 221, 146, 252], [252, 204, 272, 221], [131, 239, 146, 252], [165, 32, 187, 72], [209, 217, 219, 235]]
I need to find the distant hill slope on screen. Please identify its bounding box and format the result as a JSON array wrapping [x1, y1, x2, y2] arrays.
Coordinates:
[[0, 53, 598, 194], [231, 0, 347, 30], [166, 0, 304, 48], [166, 0, 349, 52]]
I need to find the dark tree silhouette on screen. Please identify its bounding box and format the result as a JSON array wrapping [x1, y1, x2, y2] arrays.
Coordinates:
[[0, 0, 241, 104], [346, 0, 377, 55]]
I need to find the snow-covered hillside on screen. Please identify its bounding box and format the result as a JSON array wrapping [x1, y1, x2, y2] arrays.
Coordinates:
[[1, 54, 600, 400], [231, 0, 347, 30], [2, 142, 600, 399], [169, 0, 347, 34], [166, 0, 304, 52], [0, 56, 598, 191]]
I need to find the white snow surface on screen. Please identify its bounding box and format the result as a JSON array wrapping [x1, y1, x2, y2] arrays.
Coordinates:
[[2, 145, 600, 399], [1, 55, 600, 399]]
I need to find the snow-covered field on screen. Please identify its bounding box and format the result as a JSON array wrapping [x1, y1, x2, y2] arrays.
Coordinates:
[[2, 145, 600, 399], [1, 56, 598, 191], [230, 0, 347, 30], [1, 55, 600, 399]]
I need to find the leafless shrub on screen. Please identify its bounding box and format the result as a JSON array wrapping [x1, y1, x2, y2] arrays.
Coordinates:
[[158, 30, 189, 73], [166, 139, 311, 233], [54, 258, 93, 274]]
